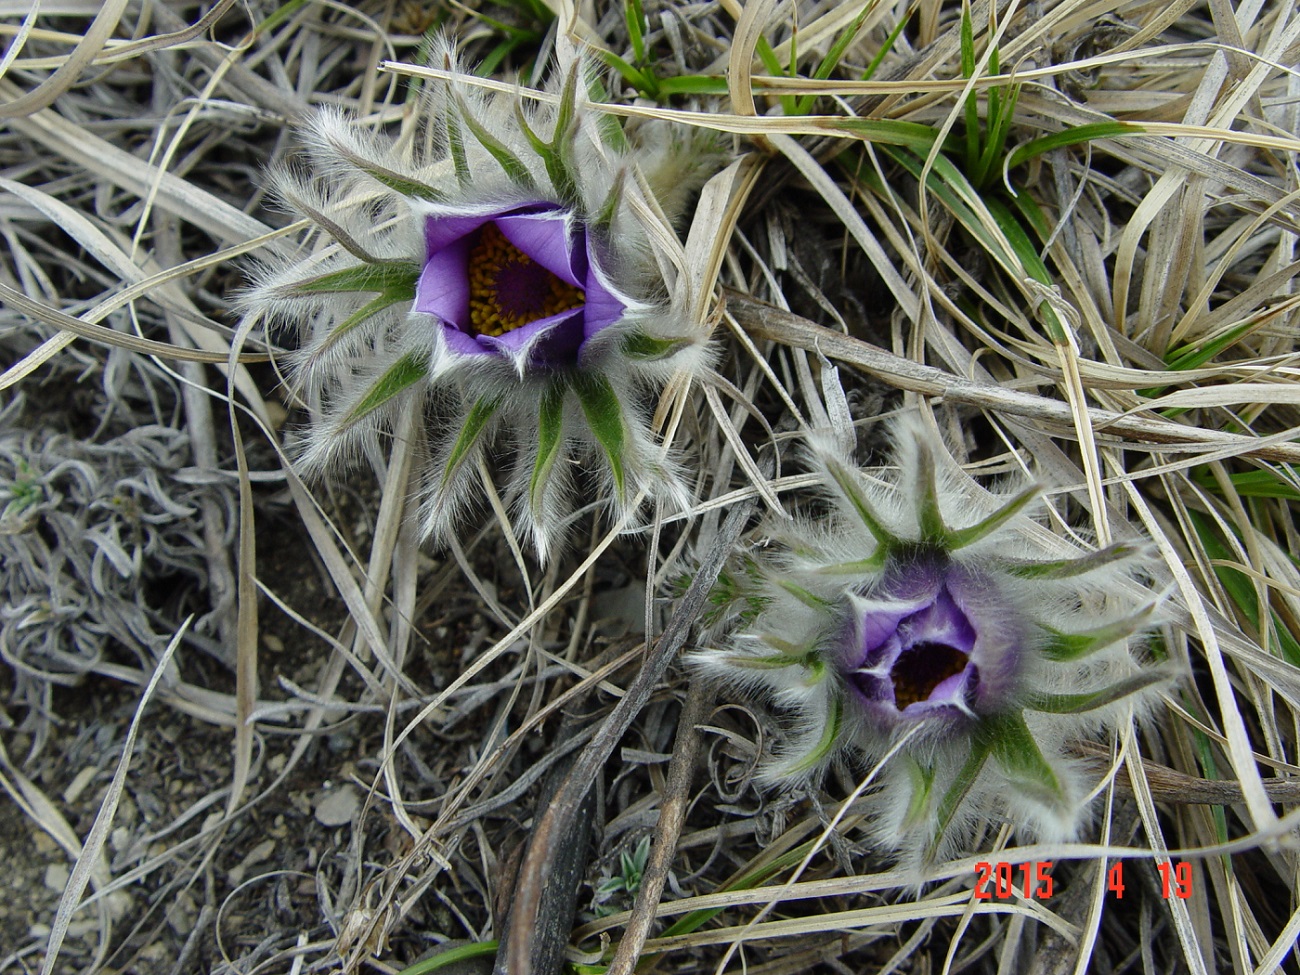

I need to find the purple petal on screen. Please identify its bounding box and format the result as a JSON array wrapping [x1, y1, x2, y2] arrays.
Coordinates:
[[440, 324, 491, 357], [424, 213, 491, 255], [923, 666, 976, 708], [899, 587, 977, 654], [414, 239, 471, 325], [495, 211, 585, 287], [582, 264, 628, 338], [478, 308, 586, 364]]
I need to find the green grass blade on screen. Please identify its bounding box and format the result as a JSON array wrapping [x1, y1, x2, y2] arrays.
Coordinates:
[[1005, 121, 1142, 171]]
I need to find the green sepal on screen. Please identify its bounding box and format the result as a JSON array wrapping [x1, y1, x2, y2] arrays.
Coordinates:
[[946, 483, 1041, 550], [980, 711, 1065, 805], [288, 260, 421, 296], [778, 580, 836, 611], [528, 380, 567, 514], [514, 101, 576, 203], [1041, 604, 1157, 661], [1027, 670, 1168, 714], [930, 739, 991, 858], [622, 331, 691, 361], [445, 110, 471, 187], [915, 439, 947, 542], [996, 542, 1142, 580], [456, 93, 535, 189], [822, 456, 896, 550], [440, 394, 503, 488], [902, 758, 936, 831], [785, 691, 843, 775], [572, 371, 627, 498], [329, 143, 445, 201], [342, 351, 428, 427]]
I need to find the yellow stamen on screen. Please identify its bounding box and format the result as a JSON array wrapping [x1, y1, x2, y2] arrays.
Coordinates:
[[467, 223, 585, 337]]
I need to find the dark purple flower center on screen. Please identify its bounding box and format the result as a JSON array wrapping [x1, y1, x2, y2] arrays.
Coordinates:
[[467, 223, 585, 337], [890, 641, 971, 709]]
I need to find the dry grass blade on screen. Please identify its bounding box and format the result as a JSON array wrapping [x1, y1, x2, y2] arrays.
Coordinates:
[[39, 619, 191, 975]]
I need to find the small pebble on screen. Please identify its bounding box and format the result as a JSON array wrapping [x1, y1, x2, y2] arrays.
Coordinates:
[[314, 785, 360, 827]]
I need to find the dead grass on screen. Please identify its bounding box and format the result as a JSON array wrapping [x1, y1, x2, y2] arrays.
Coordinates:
[[2, 0, 1299, 973]]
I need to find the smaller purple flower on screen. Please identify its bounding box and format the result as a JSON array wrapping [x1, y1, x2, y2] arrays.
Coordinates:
[[833, 555, 1027, 728], [413, 203, 628, 368]]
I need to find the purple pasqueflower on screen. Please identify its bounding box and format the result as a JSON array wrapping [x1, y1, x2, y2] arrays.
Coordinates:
[[243, 46, 719, 563], [414, 203, 627, 368], [839, 555, 1028, 726], [689, 414, 1166, 874]]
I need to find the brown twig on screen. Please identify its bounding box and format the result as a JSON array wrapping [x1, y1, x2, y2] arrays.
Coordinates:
[[499, 500, 755, 975]]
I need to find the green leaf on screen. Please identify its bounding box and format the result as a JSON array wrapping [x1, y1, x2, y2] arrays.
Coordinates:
[[288, 260, 421, 296], [1028, 670, 1169, 713], [915, 439, 947, 542], [394, 941, 499, 975], [596, 48, 660, 99], [945, 483, 1040, 549], [572, 372, 627, 498], [592, 169, 626, 235], [902, 757, 936, 830], [832, 118, 947, 156], [861, 10, 910, 82], [441, 395, 503, 488], [622, 331, 691, 361], [960, 4, 979, 175], [327, 141, 445, 201], [980, 711, 1064, 803], [823, 456, 896, 549], [997, 541, 1143, 579], [984, 196, 1068, 343], [528, 380, 567, 513], [626, 0, 647, 64], [312, 288, 415, 359], [513, 101, 575, 202], [1005, 121, 1143, 172], [445, 110, 471, 187], [1040, 604, 1158, 662], [778, 579, 836, 611], [342, 351, 428, 427], [456, 94, 536, 188], [656, 75, 730, 96], [930, 740, 990, 857], [786, 692, 843, 774], [1187, 510, 1300, 666], [1192, 466, 1300, 502], [796, 0, 880, 114], [551, 65, 581, 187]]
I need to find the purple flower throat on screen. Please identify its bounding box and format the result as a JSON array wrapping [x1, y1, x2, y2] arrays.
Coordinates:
[[467, 223, 585, 337], [846, 557, 985, 720]]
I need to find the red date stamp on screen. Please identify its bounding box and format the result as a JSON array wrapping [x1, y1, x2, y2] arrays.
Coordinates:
[[1106, 862, 1193, 899], [973, 861, 1054, 900]]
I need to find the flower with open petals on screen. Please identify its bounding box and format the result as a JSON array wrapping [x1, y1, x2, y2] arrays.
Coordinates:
[[691, 413, 1167, 872], [242, 41, 720, 560]]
